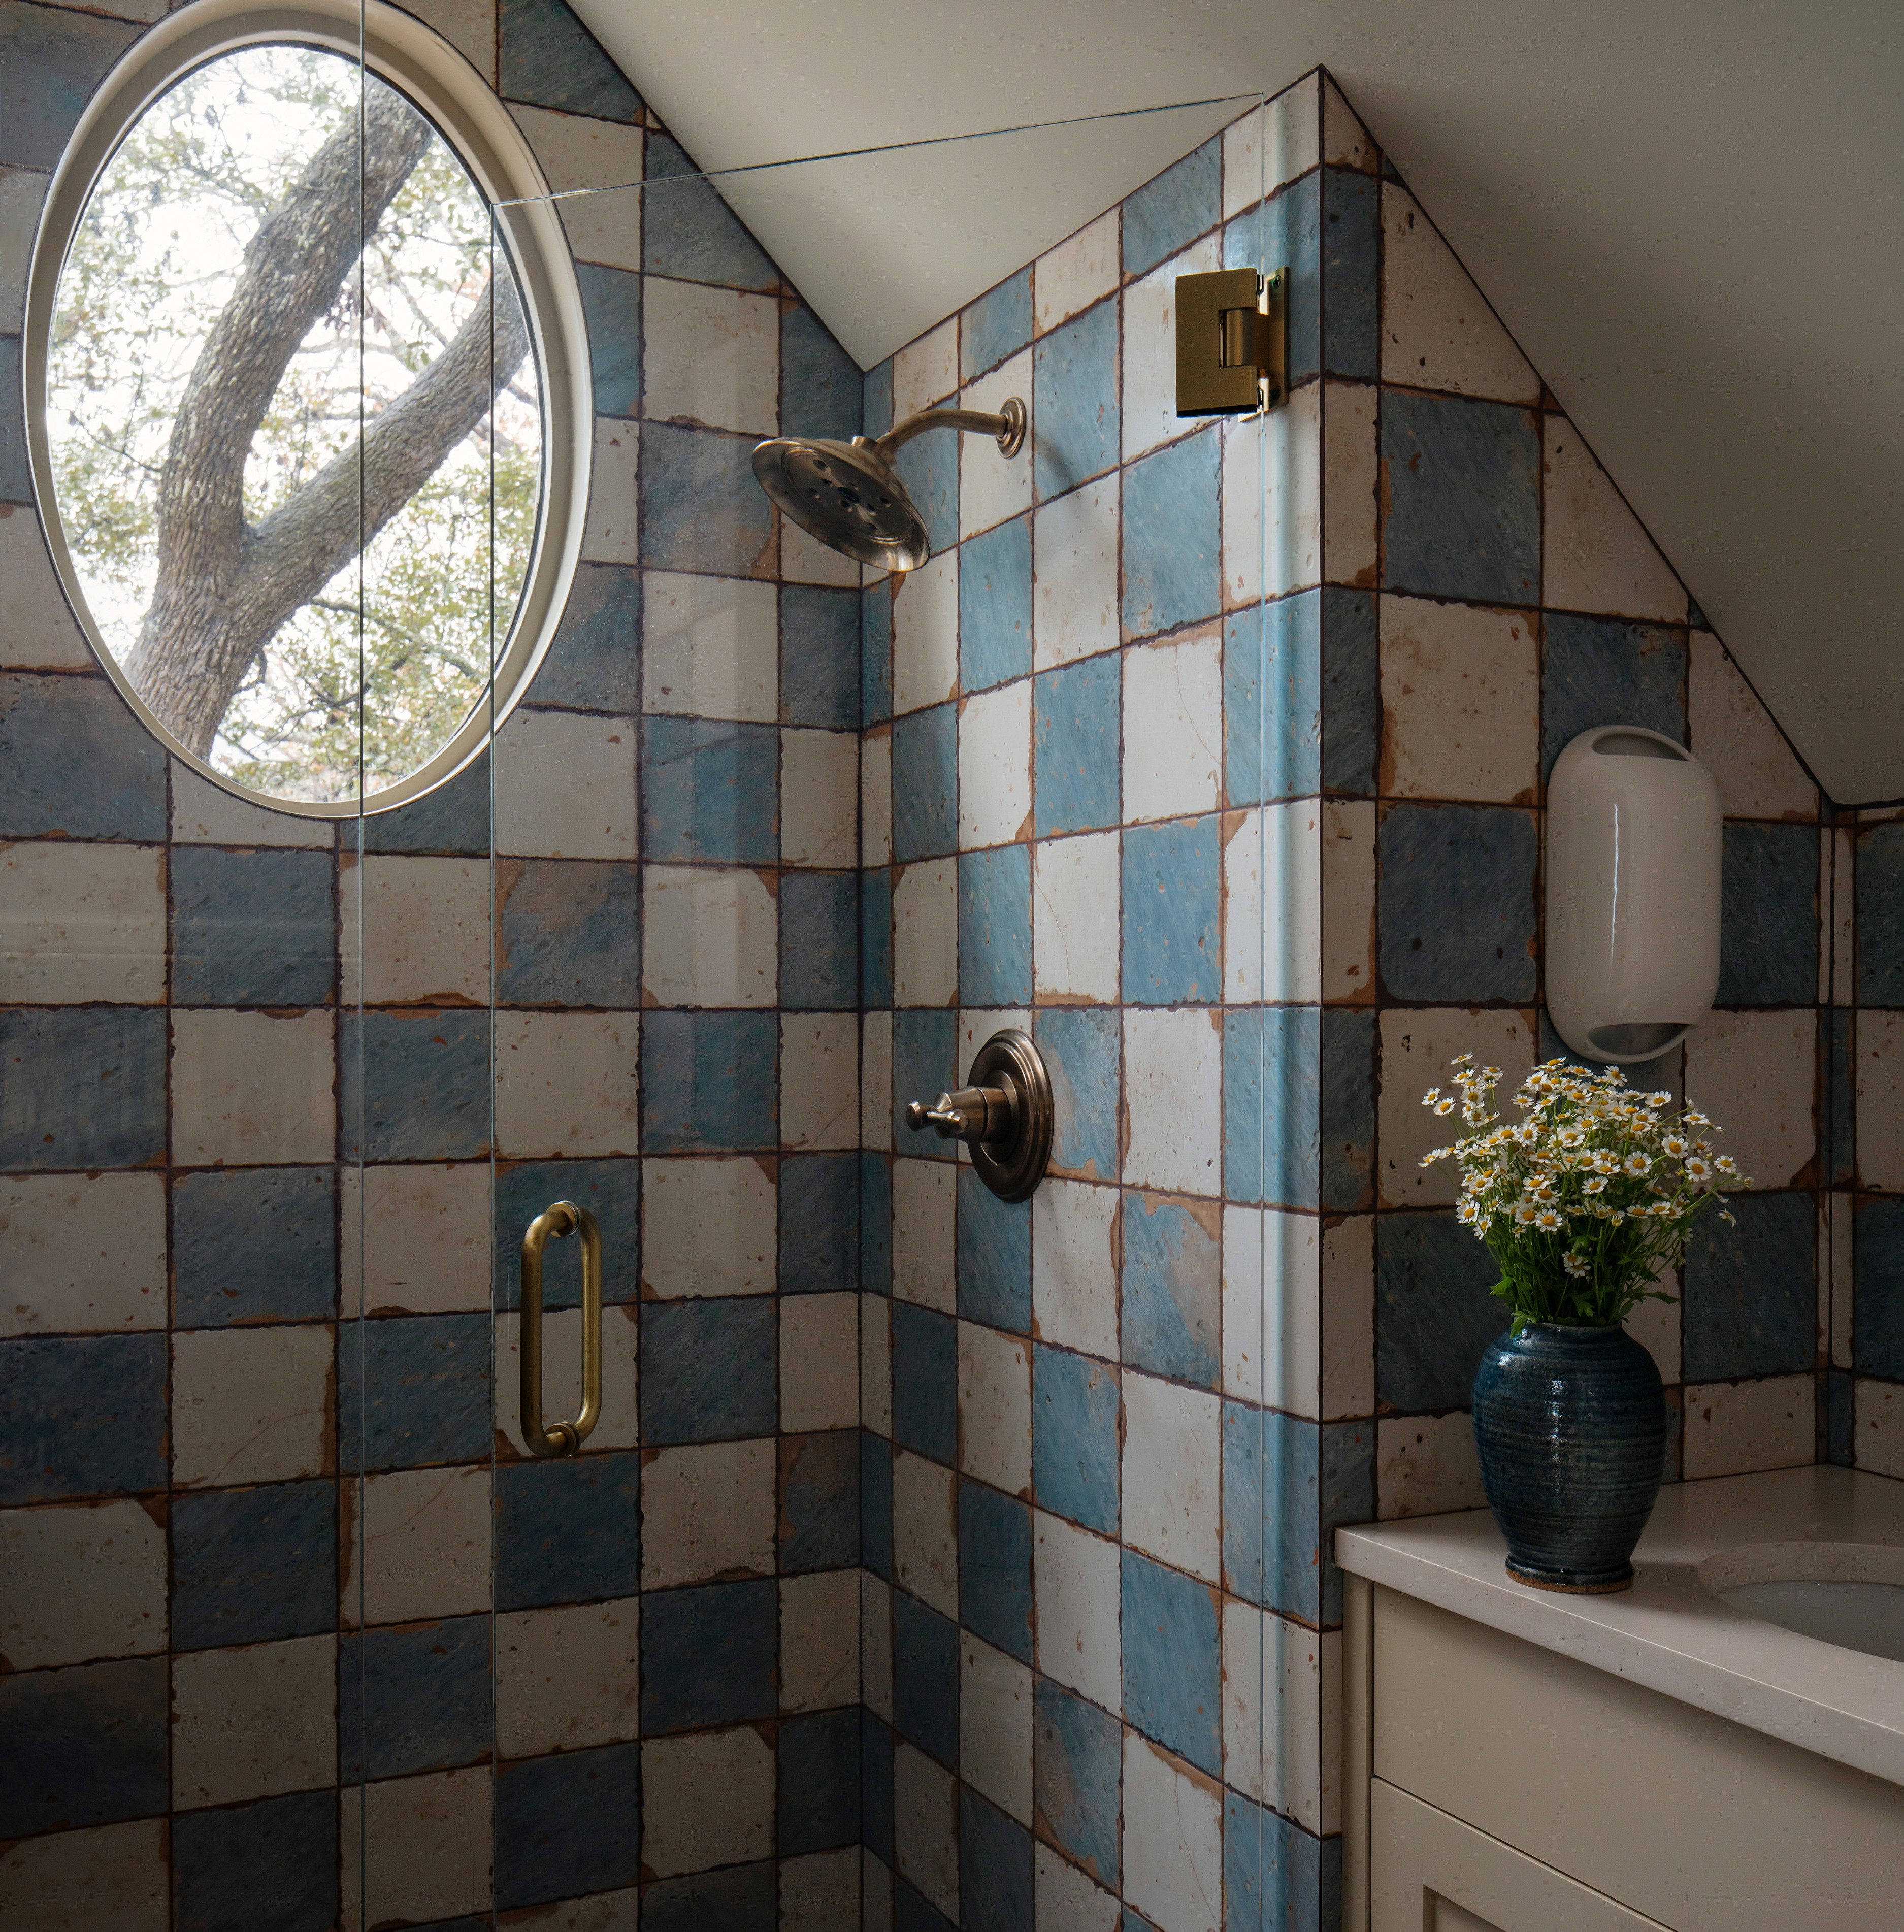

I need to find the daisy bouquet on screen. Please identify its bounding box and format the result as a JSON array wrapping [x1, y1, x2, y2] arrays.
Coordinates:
[[1421, 1055, 1751, 1334]]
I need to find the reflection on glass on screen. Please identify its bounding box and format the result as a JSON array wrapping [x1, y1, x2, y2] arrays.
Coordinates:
[[46, 45, 541, 803]]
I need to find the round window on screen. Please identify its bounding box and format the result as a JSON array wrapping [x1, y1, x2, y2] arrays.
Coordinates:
[[24, 0, 589, 814]]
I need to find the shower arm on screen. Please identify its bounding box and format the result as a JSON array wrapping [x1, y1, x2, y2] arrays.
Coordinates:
[[869, 396, 1027, 463]]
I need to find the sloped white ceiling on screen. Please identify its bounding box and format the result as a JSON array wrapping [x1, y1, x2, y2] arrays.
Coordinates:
[[572, 0, 1904, 804]]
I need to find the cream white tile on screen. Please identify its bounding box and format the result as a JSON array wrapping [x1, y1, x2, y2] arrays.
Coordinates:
[[862, 726, 894, 866], [0, 166, 43, 328], [960, 1632, 1033, 1825], [342, 854, 488, 1007], [894, 857, 958, 1008], [1378, 1007, 1534, 1207], [508, 107, 644, 271], [496, 1597, 640, 1758], [1031, 1178, 1119, 1356], [1685, 1008, 1816, 1189], [1321, 73, 1377, 169], [342, 1767, 490, 1932], [1034, 209, 1119, 335], [495, 1301, 639, 1455], [1033, 832, 1121, 1004], [172, 1009, 334, 1166], [1854, 1377, 1904, 1481], [893, 1742, 959, 1920], [1379, 595, 1539, 803], [642, 864, 777, 1007], [0, 1816, 167, 1932], [1223, 1204, 1321, 1417], [1223, 802, 1322, 1005], [1221, 79, 1318, 219], [1224, 1599, 1326, 1830], [1123, 1007, 1223, 1196], [1543, 416, 1687, 621], [861, 1292, 893, 1434], [0, 842, 165, 1002], [1123, 1732, 1223, 1932], [0, 509, 94, 670], [780, 515, 862, 587], [172, 1326, 330, 1488], [642, 572, 778, 722], [582, 418, 640, 564], [494, 1010, 639, 1157], [0, 1499, 166, 1668], [893, 1449, 958, 1618], [1122, 1371, 1221, 1582], [783, 1012, 859, 1150], [780, 1848, 859, 1932], [169, 760, 327, 845], [1683, 1373, 1814, 1479], [1321, 1214, 1377, 1420], [1321, 799, 1376, 1005], [402, 0, 494, 79], [894, 317, 960, 419], [893, 550, 959, 714], [1687, 632, 1817, 821], [862, 1570, 894, 1724], [863, 1853, 894, 1932], [1032, 477, 1119, 672], [1226, 381, 1320, 609], [783, 732, 861, 874], [642, 1156, 776, 1297], [959, 350, 1034, 540], [1323, 379, 1380, 588], [1123, 237, 1222, 464], [1034, 1843, 1119, 1932], [643, 278, 778, 435], [893, 1158, 956, 1310], [958, 680, 1033, 848], [641, 1439, 775, 1589], [958, 1321, 1031, 1497], [1625, 1271, 1683, 1385], [782, 1569, 860, 1712], [1380, 184, 1538, 402], [495, 708, 637, 857], [1032, 1510, 1120, 1709], [1122, 630, 1222, 823], [0, 1173, 166, 1336], [783, 1292, 860, 1431], [343, 1465, 491, 1626], [172, 1635, 335, 1808], [1376, 1412, 1485, 1518], [862, 1009, 895, 1151], [495, 1891, 640, 1931]]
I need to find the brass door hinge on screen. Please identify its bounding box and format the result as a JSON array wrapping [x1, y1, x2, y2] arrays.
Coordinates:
[[1175, 266, 1286, 417]]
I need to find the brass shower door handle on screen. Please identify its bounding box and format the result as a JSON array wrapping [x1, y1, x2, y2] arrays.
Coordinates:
[[519, 1200, 602, 1459]]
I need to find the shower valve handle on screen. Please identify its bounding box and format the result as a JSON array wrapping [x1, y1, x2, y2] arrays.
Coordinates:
[[901, 1027, 1055, 1203], [906, 1083, 1019, 1145]]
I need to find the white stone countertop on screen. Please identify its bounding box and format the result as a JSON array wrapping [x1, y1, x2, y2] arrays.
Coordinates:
[[1335, 1464, 1904, 1787]]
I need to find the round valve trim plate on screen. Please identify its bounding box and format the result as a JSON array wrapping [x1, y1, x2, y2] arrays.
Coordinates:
[[967, 1027, 1053, 1203]]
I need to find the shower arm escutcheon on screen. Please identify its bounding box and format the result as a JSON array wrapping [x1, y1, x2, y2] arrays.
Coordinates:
[[519, 1200, 603, 1459], [871, 396, 1026, 464], [905, 1026, 1054, 1203]]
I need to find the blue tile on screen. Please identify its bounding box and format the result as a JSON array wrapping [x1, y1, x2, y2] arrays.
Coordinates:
[[962, 1786, 1035, 1932], [640, 1579, 776, 1731], [958, 1168, 1032, 1331], [0, 1334, 166, 1503], [783, 870, 858, 1009], [577, 263, 641, 416], [642, 135, 775, 289], [172, 1480, 336, 1649], [1378, 802, 1538, 1002], [1857, 822, 1904, 1005], [494, 1450, 641, 1610], [861, 1428, 895, 1578], [1122, 430, 1221, 641], [781, 1151, 859, 1292], [1223, 1404, 1372, 1623], [171, 1168, 335, 1328], [960, 844, 1033, 1007], [0, 2, 140, 170], [341, 1313, 491, 1470], [0, 1655, 167, 1833], [959, 1479, 1032, 1664], [641, 1010, 778, 1151], [496, 859, 642, 1006], [643, 714, 777, 862], [1375, 1211, 1505, 1410], [642, 422, 776, 578], [781, 1708, 861, 1852], [493, 1158, 639, 1308], [1228, 172, 1321, 386], [1856, 1197, 1904, 1378], [343, 1615, 491, 1779], [957, 267, 1030, 384], [862, 1709, 896, 1862], [1540, 615, 1686, 778], [960, 516, 1033, 691], [1225, 593, 1322, 808], [780, 1428, 860, 1570], [865, 359, 895, 439], [863, 583, 895, 727], [0, 675, 165, 840], [531, 565, 641, 711], [1122, 1548, 1221, 1775], [1124, 816, 1221, 1003], [863, 866, 895, 1008], [1321, 1006, 1377, 1213], [783, 307, 863, 443], [343, 1010, 489, 1161], [892, 704, 957, 861], [1, 337, 24, 501], [892, 428, 959, 558], [892, 1302, 957, 1462], [1033, 1345, 1119, 1534], [893, 1009, 958, 1157], [1225, 1790, 1338, 1932], [0, 1004, 165, 1171], [362, 748, 488, 855], [897, 1879, 958, 1932], [642, 1863, 776, 1932], [499, 0, 640, 119], [1826, 1367, 1854, 1467], [1032, 1676, 1120, 1887], [1037, 1007, 1120, 1181], [496, 1741, 644, 1910], [1322, 587, 1380, 795], [1224, 1005, 1319, 1209], [171, 847, 333, 1006], [1122, 1192, 1222, 1386], [783, 585, 862, 728], [1034, 654, 1121, 836], [1034, 301, 1120, 500], [862, 1149, 894, 1293], [1381, 392, 1540, 605], [1684, 1189, 1815, 1380], [1322, 167, 1380, 379], [1125, 138, 1222, 277], [642, 1296, 776, 1443], [1717, 823, 1818, 1005], [173, 1789, 336, 1932], [894, 1590, 960, 1764]]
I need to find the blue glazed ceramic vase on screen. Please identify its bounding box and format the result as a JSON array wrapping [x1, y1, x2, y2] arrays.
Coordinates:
[[1471, 1322, 1667, 1593]]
